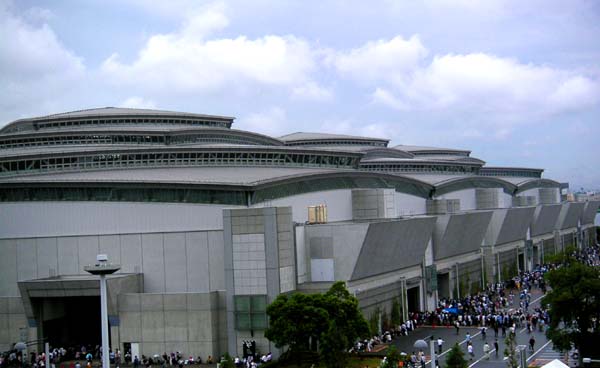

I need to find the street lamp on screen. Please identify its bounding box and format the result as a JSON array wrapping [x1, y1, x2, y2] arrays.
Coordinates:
[[413, 339, 436, 368], [85, 254, 120, 368]]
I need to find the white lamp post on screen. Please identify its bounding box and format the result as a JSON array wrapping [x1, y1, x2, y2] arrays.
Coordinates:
[[85, 254, 120, 368]]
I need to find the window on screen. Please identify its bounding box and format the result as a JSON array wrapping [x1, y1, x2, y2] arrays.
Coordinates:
[[234, 295, 267, 330]]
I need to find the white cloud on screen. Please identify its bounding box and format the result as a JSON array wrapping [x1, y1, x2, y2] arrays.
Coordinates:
[[236, 107, 288, 137], [119, 97, 157, 109], [327, 35, 427, 83], [291, 82, 333, 101], [330, 35, 600, 126], [101, 6, 317, 96], [0, 3, 86, 123], [0, 4, 83, 79]]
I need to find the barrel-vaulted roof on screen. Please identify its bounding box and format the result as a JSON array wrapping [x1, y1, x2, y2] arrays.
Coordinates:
[[0, 107, 235, 134], [279, 132, 389, 146]]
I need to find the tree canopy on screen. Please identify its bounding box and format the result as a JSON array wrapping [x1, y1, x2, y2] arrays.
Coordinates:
[[542, 250, 600, 360], [445, 343, 468, 368], [265, 281, 370, 367]]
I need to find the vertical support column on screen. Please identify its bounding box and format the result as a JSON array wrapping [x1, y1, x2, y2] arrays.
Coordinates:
[[100, 274, 109, 368]]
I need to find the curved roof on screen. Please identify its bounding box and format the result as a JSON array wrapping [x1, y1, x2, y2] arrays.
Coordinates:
[[514, 178, 561, 193], [1, 107, 235, 133], [432, 176, 517, 196], [0, 126, 285, 147], [394, 144, 471, 156], [279, 132, 389, 146]]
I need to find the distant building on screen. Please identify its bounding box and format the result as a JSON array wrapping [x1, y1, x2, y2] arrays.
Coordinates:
[[0, 107, 598, 357]]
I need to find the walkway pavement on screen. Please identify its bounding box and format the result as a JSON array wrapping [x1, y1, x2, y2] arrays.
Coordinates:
[[390, 287, 552, 368]]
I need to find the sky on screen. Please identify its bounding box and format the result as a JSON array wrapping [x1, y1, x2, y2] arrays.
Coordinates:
[[1, 0, 600, 189]]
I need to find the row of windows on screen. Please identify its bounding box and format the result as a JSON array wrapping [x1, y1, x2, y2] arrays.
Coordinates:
[[361, 164, 479, 174], [0, 133, 275, 150], [0, 151, 359, 176], [0, 187, 248, 205], [34, 118, 230, 130], [412, 151, 469, 157], [480, 169, 541, 178], [286, 140, 386, 147], [235, 295, 267, 330]]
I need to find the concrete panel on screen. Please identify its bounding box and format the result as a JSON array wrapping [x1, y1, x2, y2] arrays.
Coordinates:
[[496, 207, 536, 245], [164, 233, 187, 292], [8, 313, 27, 344], [99, 235, 121, 266], [311, 259, 334, 281], [141, 294, 164, 311], [141, 311, 165, 342], [186, 232, 210, 293], [0, 313, 8, 346], [557, 202, 585, 230], [119, 294, 141, 312], [0, 240, 18, 296], [395, 191, 428, 216], [531, 205, 562, 237], [17, 238, 37, 281], [259, 189, 353, 223], [207, 231, 225, 292], [581, 201, 600, 224], [351, 217, 436, 280], [164, 311, 188, 341], [141, 234, 166, 292], [164, 294, 187, 311], [78, 236, 100, 273], [0, 202, 230, 239], [57, 237, 79, 275], [120, 234, 142, 274], [187, 310, 213, 341], [118, 311, 142, 341], [434, 211, 493, 260], [36, 238, 58, 278], [187, 293, 212, 311]]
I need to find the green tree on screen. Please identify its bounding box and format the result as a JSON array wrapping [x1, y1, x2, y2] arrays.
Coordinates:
[[445, 343, 468, 368], [504, 333, 519, 368], [219, 353, 235, 368], [542, 255, 600, 362], [381, 345, 402, 368], [265, 293, 329, 352], [390, 298, 401, 327], [265, 281, 369, 367]]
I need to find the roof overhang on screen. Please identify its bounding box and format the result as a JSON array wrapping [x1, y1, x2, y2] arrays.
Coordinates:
[[433, 176, 517, 196]]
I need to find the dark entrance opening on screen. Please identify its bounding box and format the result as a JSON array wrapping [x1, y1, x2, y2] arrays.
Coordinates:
[[437, 273, 450, 299], [35, 297, 101, 349], [518, 253, 525, 273], [406, 287, 420, 313]]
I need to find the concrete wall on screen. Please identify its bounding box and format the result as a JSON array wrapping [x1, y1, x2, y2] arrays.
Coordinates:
[[303, 222, 370, 282], [0, 297, 28, 352], [223, 207, 294, 358], [476, 188, 499, 209], [539, 188, 559, 204], [436, 189, 476, 211], [351, 188, 395, 220], [0, 202, 232, 238], [254, 189, 352, 223], [395, 192, 427, 216], [117, 292, 225, 359], [0, 231, 225, 295]]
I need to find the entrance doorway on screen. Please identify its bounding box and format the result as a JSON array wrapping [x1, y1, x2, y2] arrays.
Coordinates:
[[518, 253, 525, 272], [406, 287, 420, 313], [437, 273, 450, 299], [34, 297, 101, 349]]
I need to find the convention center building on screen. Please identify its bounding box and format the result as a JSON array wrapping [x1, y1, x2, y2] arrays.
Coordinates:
[[0, 108, 597, 358]]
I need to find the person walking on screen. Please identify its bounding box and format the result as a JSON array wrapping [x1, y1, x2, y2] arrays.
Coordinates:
[[494, 339, 499, 357], [455, 321, 460, 335], [467, 343, 475, 361], [529, 336, 536, 352], [483, 342, 490, 360], [437, 337, 444, 354]]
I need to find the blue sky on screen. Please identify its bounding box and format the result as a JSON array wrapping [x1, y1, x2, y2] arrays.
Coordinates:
[[1, 0, 599, 189]]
